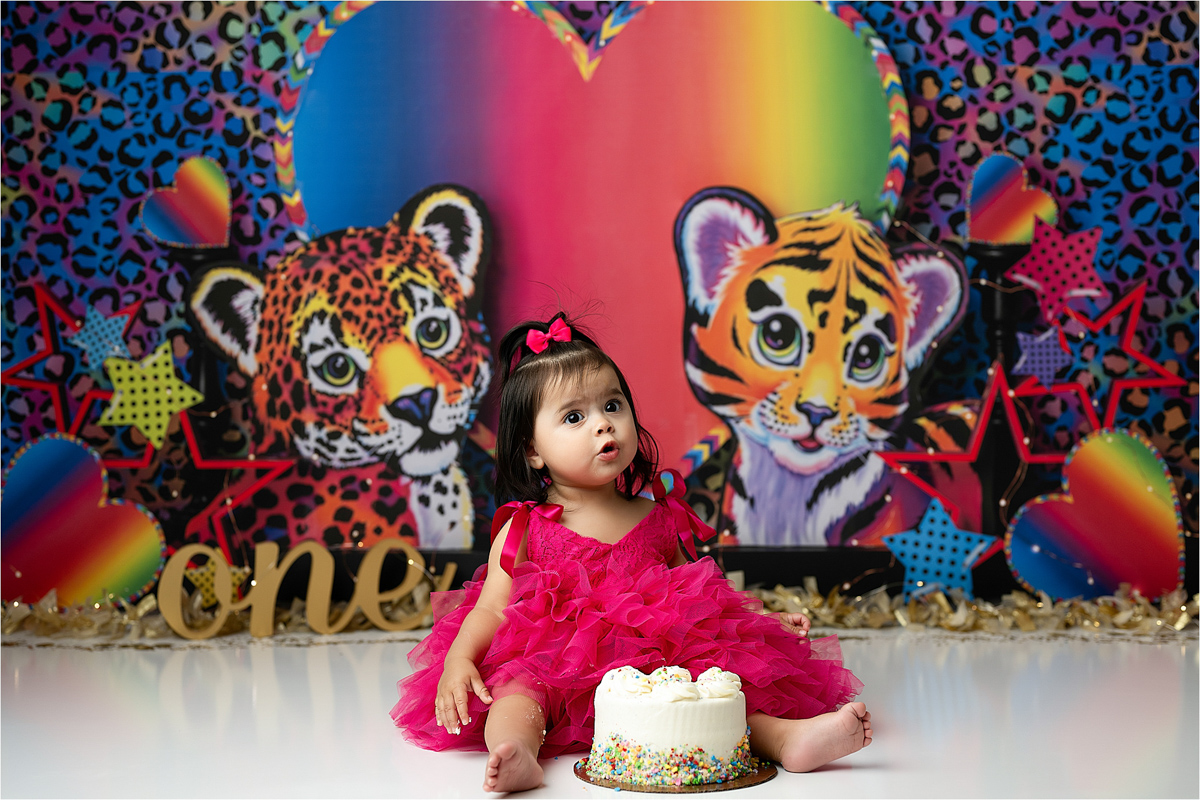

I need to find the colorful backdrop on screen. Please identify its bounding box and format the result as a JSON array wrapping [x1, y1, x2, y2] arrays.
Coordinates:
[[2, 1, 1195, 607]]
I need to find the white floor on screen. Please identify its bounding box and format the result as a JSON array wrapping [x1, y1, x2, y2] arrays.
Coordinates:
[[2, 627, 1196, 799]]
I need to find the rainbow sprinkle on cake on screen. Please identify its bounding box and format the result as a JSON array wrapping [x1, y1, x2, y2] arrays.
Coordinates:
[[588, 665, 755, 786], [586, 728, 757, 786]]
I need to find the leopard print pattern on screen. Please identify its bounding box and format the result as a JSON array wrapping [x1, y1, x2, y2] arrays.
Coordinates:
[[857, 1, 1197, 530]]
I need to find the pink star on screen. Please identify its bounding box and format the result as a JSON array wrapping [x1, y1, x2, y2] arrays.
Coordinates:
[[1005, 218, 1107, 324]]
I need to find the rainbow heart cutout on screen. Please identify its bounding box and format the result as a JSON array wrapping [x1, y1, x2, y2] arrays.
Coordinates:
[[140, 156, 231, 248], [1, 434, 166, 607], [295, 2, 907, 463], [967, 153, 1059, 244], [1006, 429, 1184, 601]]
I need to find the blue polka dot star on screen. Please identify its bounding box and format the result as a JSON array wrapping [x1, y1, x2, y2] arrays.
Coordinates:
[[883, 499, 996, 599], [66, 306, 132, 368]]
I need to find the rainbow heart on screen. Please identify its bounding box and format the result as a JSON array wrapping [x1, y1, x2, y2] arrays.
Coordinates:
[[140, 156, 231, 247], [295, 2, 906, 463], [1, 434, 166, 607], [1006, 429, 1184, 601], [967, 153, 1059, 244]]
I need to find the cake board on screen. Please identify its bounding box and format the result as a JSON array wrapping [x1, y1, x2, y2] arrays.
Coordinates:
[[574, 758, 778, 793]]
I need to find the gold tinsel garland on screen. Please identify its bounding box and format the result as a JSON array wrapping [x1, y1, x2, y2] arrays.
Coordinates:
[[3, 579, 1196, 641], [751, 578, 1199, 636]]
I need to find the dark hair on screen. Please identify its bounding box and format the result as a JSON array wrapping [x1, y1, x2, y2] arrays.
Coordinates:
[[494, 312, 659, 505]]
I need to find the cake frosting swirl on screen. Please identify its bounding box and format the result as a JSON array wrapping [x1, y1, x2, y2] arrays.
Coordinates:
[[587, 665, 756, 786]]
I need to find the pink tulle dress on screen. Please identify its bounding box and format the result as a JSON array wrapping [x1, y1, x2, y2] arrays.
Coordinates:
[[389, 497, 863, 756]]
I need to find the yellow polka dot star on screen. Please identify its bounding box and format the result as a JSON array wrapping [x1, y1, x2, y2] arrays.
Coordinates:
[[98, 342, 205, 449], [184, 560, 253, 608]]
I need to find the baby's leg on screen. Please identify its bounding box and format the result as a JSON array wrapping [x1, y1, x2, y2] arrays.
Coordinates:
[[482, 693, 546, 793], [748, 703, 872, 773]]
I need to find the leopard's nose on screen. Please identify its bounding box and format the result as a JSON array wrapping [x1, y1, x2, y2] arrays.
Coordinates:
[[387, 387, 437, 425]]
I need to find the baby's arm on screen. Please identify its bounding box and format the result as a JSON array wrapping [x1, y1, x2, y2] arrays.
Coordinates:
[[436, 519, 527, 733]]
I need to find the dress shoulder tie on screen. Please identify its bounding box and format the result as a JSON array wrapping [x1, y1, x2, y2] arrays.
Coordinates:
[[652, 469, 716, 561], [489, 500, 564, 575]]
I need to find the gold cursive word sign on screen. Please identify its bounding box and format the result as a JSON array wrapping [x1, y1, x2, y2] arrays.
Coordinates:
[[158, 539, 455, 639]]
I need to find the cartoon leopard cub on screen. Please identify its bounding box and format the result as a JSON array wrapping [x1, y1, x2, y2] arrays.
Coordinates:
[[188, 185, 493, 549]]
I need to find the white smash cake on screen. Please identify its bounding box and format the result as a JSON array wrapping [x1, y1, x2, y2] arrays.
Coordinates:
[[587, 666, 756, 787]]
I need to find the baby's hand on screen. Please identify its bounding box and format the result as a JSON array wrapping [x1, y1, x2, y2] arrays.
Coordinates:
[[436, 656, 493, 734], [767, 611, 810, 638]]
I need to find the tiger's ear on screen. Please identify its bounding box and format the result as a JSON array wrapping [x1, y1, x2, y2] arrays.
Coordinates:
[[393, 184, 492, 301], [895, 245, 967, 370], [675, 187, 777, 321], [186, 263, 265, 376]]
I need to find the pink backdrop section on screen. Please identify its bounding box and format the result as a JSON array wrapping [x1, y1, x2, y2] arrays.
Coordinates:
[[294, 1, 895, 467]]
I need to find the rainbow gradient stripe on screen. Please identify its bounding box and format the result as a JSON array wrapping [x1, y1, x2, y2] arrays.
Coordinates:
[[1, 435, 166, 607], [293, 1, 900, 232], [1006, 429, 1184, 601], [289, 1, 903, 466], [824, 0, 908, 229], [140, 156, 231, 248], [968, 153, 1059, 244], [285, 1, 902, 462]]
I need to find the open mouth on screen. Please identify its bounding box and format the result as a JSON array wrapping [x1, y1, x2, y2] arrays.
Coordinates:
[[794, 437, 823, 453], [408, 430, 456, 455], [598, 441, 620, 460]]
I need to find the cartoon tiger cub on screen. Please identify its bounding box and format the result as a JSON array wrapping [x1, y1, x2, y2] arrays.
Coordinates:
[[188, 185, 493, 549], [675, 187, 968, 546]]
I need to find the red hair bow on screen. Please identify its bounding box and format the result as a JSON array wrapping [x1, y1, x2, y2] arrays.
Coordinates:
[[490, 500, 564, 575], [653, 469, 716, 561], [525, 318, 572, 354]]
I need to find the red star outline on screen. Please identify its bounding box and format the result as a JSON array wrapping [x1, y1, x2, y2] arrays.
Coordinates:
[[879, 364, 1067, 527], [1009, 375, 1103, 432], [3, 282, 293, 563], [178, 413, 293, 564], [1040, 281, 1186, 429], [2, 283, 148, 466]]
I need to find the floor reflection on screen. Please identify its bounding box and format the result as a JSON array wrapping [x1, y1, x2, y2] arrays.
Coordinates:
[[848, 632, 1195, 797], [2, 630, 1196, 798]]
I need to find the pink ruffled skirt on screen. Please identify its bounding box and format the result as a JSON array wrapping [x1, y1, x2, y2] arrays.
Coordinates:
[[390, 558, 862, 756]]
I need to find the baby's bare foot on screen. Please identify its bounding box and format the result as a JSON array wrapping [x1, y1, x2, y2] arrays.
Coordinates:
[[483, 740, 544, 793], [777, 702, 872, 773]]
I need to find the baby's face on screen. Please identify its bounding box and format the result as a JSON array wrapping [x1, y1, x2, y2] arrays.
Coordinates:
[[526, 365, 638, 493]]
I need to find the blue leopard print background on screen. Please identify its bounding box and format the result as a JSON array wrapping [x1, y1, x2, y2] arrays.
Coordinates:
[[856, 1, 1197, 530]]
